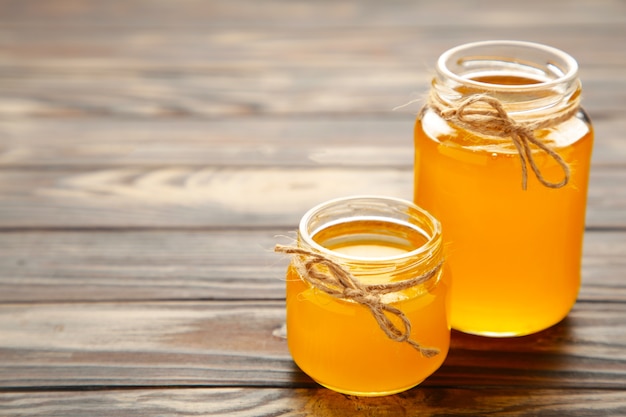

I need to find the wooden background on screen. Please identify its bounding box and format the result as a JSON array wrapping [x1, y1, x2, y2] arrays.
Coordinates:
[[0, 0, 625, 415]]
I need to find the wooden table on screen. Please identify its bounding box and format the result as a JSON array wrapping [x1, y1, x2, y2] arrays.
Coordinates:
[[1, 1, 625, 415]]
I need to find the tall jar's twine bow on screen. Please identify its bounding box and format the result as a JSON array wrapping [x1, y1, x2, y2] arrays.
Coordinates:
[[275, 244, 442, 358], [429, 93, 577, 190]]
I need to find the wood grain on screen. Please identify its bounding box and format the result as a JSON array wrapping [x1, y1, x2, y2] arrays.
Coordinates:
[[0, 166, 623, 228], [0, 230, 623, 303], [1, 0, 625, 414], [0, 118, 418, 168], [0, 167, 412, 228], [0, 2, 623, 121], [1, 388, 625, 416], [1, 0, 624, 27], [1, 117, 625, 168], [0, 300, 624, 389], [0, 230, 289, 302], [0, 66, 623, 119]]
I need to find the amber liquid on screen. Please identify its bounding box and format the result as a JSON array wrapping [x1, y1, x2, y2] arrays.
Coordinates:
[[414, 76, 593, 336], [286, 219, 450, 396]]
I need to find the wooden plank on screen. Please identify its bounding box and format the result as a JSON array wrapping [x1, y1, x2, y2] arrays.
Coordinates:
[[0, 117, 624, 168], [0, 118, 417, 168], [0, 5, 622, 120], [0, 167, 412, 228], [1, 387, 625, 416], [0, 3, 622, 120], [0, 45, 622, 121], [582, 231, 626, 302], [0, 0, 622, 415], [0, 301, 297, 389], [0, 166, 623, 228], [0, 73, 430, 119], [0, 34, 621, 75], [0, 230, 290, 302], [0, 69, 622, 119], [0, 230, 623, 303], [0, 300, 624, 389], [0, 25, 623, 77], [1, 0, 624, 28]]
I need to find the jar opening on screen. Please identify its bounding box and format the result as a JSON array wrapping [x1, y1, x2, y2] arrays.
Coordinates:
[[298, 196, 441, 264], [437, 40, 579, 93]]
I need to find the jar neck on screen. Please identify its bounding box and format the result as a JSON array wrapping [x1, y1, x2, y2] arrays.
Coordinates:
[[431, 40, 581, 122], [297, 196, 443, 282]]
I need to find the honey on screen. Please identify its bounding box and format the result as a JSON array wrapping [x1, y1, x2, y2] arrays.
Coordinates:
[[414, 41, 593, 336], [283, 196, 450, 396]]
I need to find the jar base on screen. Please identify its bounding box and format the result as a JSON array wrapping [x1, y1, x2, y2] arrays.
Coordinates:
[[451, 315, 568, 337], [452, 327, 533, 338], [313, 378, 426, 397]]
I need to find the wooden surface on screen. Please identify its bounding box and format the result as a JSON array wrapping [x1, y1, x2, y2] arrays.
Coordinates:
[[1, 0, 625, 415]]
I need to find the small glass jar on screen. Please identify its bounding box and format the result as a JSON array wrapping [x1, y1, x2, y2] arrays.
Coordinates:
[[283, 196, 450, 396], [414, 41, 593, 336]]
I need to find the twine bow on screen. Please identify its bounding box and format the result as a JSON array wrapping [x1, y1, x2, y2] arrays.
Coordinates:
[[275, 244, 441, 358], [429, 93, 574, 190]]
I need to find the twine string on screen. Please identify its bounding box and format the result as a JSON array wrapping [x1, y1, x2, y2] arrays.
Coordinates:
[[429, 93, 575, 190], [275, 244, 441, 358]]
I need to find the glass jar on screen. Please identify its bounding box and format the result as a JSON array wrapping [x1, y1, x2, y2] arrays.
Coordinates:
[[280, 196, 450, 396], [414, 40, 593, 337]]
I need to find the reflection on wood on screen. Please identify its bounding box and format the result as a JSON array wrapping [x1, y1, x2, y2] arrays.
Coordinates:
[[1, 388, 625, 416]]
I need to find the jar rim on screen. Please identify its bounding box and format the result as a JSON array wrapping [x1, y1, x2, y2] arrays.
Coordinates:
[[437, 40, 579, 92], [298, 195, 442, 263]]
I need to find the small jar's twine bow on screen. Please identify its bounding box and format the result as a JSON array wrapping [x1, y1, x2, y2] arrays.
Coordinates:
[[275, 244, 442, 358], [428, 93, 577, 190]]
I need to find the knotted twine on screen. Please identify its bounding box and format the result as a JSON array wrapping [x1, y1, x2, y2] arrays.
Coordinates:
[[275, 244, 442, 358], [427, 92, 579, 190]]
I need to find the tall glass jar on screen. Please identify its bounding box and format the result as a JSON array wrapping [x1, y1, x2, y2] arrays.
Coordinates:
[[414, 41, 593, 337], [280, 196, 450, 396]]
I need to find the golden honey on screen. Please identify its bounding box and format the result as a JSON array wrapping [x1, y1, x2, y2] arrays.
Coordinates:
[[284, 196, 450, 396], [414, 41, 593, 336]]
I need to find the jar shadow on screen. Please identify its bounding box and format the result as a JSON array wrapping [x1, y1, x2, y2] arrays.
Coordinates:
[[433, 316, 577, 387]]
